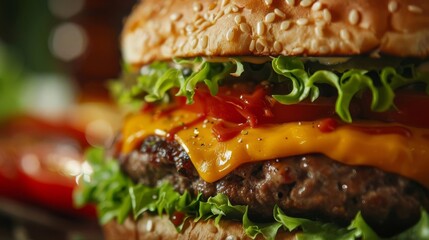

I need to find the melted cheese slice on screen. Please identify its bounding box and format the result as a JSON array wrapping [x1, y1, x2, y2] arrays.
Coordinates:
[[122, 110, 429, 188]]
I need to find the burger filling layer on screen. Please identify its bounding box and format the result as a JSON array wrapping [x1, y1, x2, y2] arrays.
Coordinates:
[[116, 134, 429, 236], [105, 56, 429, 237]]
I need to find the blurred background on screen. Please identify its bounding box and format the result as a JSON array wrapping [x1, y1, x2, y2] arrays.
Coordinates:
[[0, 0, 136, 239]]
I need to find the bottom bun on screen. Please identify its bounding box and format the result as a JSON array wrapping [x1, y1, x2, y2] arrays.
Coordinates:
[[103, 213, 297, 240]]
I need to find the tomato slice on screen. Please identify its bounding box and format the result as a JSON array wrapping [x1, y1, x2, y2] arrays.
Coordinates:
[[0, 116, 96, 218], [19, 160, 97, 218], [361, 90, 429, 128], [180, 85, 338, 127]]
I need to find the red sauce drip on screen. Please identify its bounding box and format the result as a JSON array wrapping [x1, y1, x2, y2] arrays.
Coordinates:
[[212, 121, 249, 142], [317, 118, 339, 133], [170, 211, 185, 227], [235, 87, 273, 127], [166, 114, 206, 141], [350, 125, 412, 138]]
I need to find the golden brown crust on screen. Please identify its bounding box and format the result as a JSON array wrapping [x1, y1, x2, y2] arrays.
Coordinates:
[[104, 214, 297, 240], [122, 0, 429, 65]]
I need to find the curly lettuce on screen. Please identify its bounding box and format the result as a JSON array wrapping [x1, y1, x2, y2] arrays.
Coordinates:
[[271, 57, 429, 122], [74, 148, 429, 240], [111, 56, 429, 122]]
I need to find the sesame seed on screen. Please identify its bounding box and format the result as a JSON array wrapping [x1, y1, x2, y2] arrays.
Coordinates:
[[311, 39, 318, 50], [274, 8, 286, 18], [300, 0, 314, 8], [232, 5, 239, 12], [388, 1, 398, 13], [234, 15, 243, 24], [185, 24, 194, 34], [203, 13, 210, 20], [209, 13, 216, 22], [285, 0, 295, 6], [360, 21, 370, 29], [193, 2, 203, 12], [176, 40, 185, 52], [200, 35, 208, 48], [315, 20, 326, 26], [323, 9, 332, 23], [260, 38, 268, 47], [348, 9, 360, 25], [265, 12, 276, 23], [264, 0, 273, 6], [296, 18, 309, 26], [195, 18, 205, 26], [221, 0, 230, 7], [146, 219, 153, 232], [256, 21, 266, 36], [226, 28, 236, 41], [329, 39, 339, 50], [224, 5, 232, 14], [170, 13, 183, 21], [280, 20, 291, 30], [256, 39, 265, 52], [190, 37, 198, 48], [199, 21, 211, 31], [311, 1, 322, 11], [315, 26, 323, 37], [239, 23, 251, 33], [408, 5, 423, 13], [273, 41, 282, 52], [249, 39, 256, 51], [292, 47, 304, 55], [340, 29, 350, 40]]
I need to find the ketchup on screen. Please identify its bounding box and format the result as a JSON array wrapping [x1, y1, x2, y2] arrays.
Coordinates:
[[212, 121, 249, 142]]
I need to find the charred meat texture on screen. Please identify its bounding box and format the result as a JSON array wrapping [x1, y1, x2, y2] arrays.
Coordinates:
[[117, 135, 429, 236]]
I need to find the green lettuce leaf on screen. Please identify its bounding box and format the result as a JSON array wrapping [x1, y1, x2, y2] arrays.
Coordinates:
[[272, 57, 429, 123], [113, 56, 429, 123], [73, 148, 133, 224], [274, 206, 362, 240], [243, 208, 282, 240], [75, 148, 429, 240], [113, 57, 243, 106]]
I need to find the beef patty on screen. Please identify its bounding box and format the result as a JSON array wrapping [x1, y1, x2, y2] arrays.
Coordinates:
[[116, 135, 429, 236]]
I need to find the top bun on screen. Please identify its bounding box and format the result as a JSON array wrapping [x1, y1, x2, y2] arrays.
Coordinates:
[[122, 0, 429, 65]]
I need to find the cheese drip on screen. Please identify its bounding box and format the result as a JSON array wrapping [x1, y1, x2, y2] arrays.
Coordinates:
[[122, 110, 429, 188]]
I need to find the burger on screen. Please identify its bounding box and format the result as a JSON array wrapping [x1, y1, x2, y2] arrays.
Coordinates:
[[74, 0, 429, 239]]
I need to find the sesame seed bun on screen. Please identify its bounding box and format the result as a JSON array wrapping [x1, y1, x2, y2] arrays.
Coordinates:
[[103, 213, 297, 240], [122, 0, 429, 66]]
